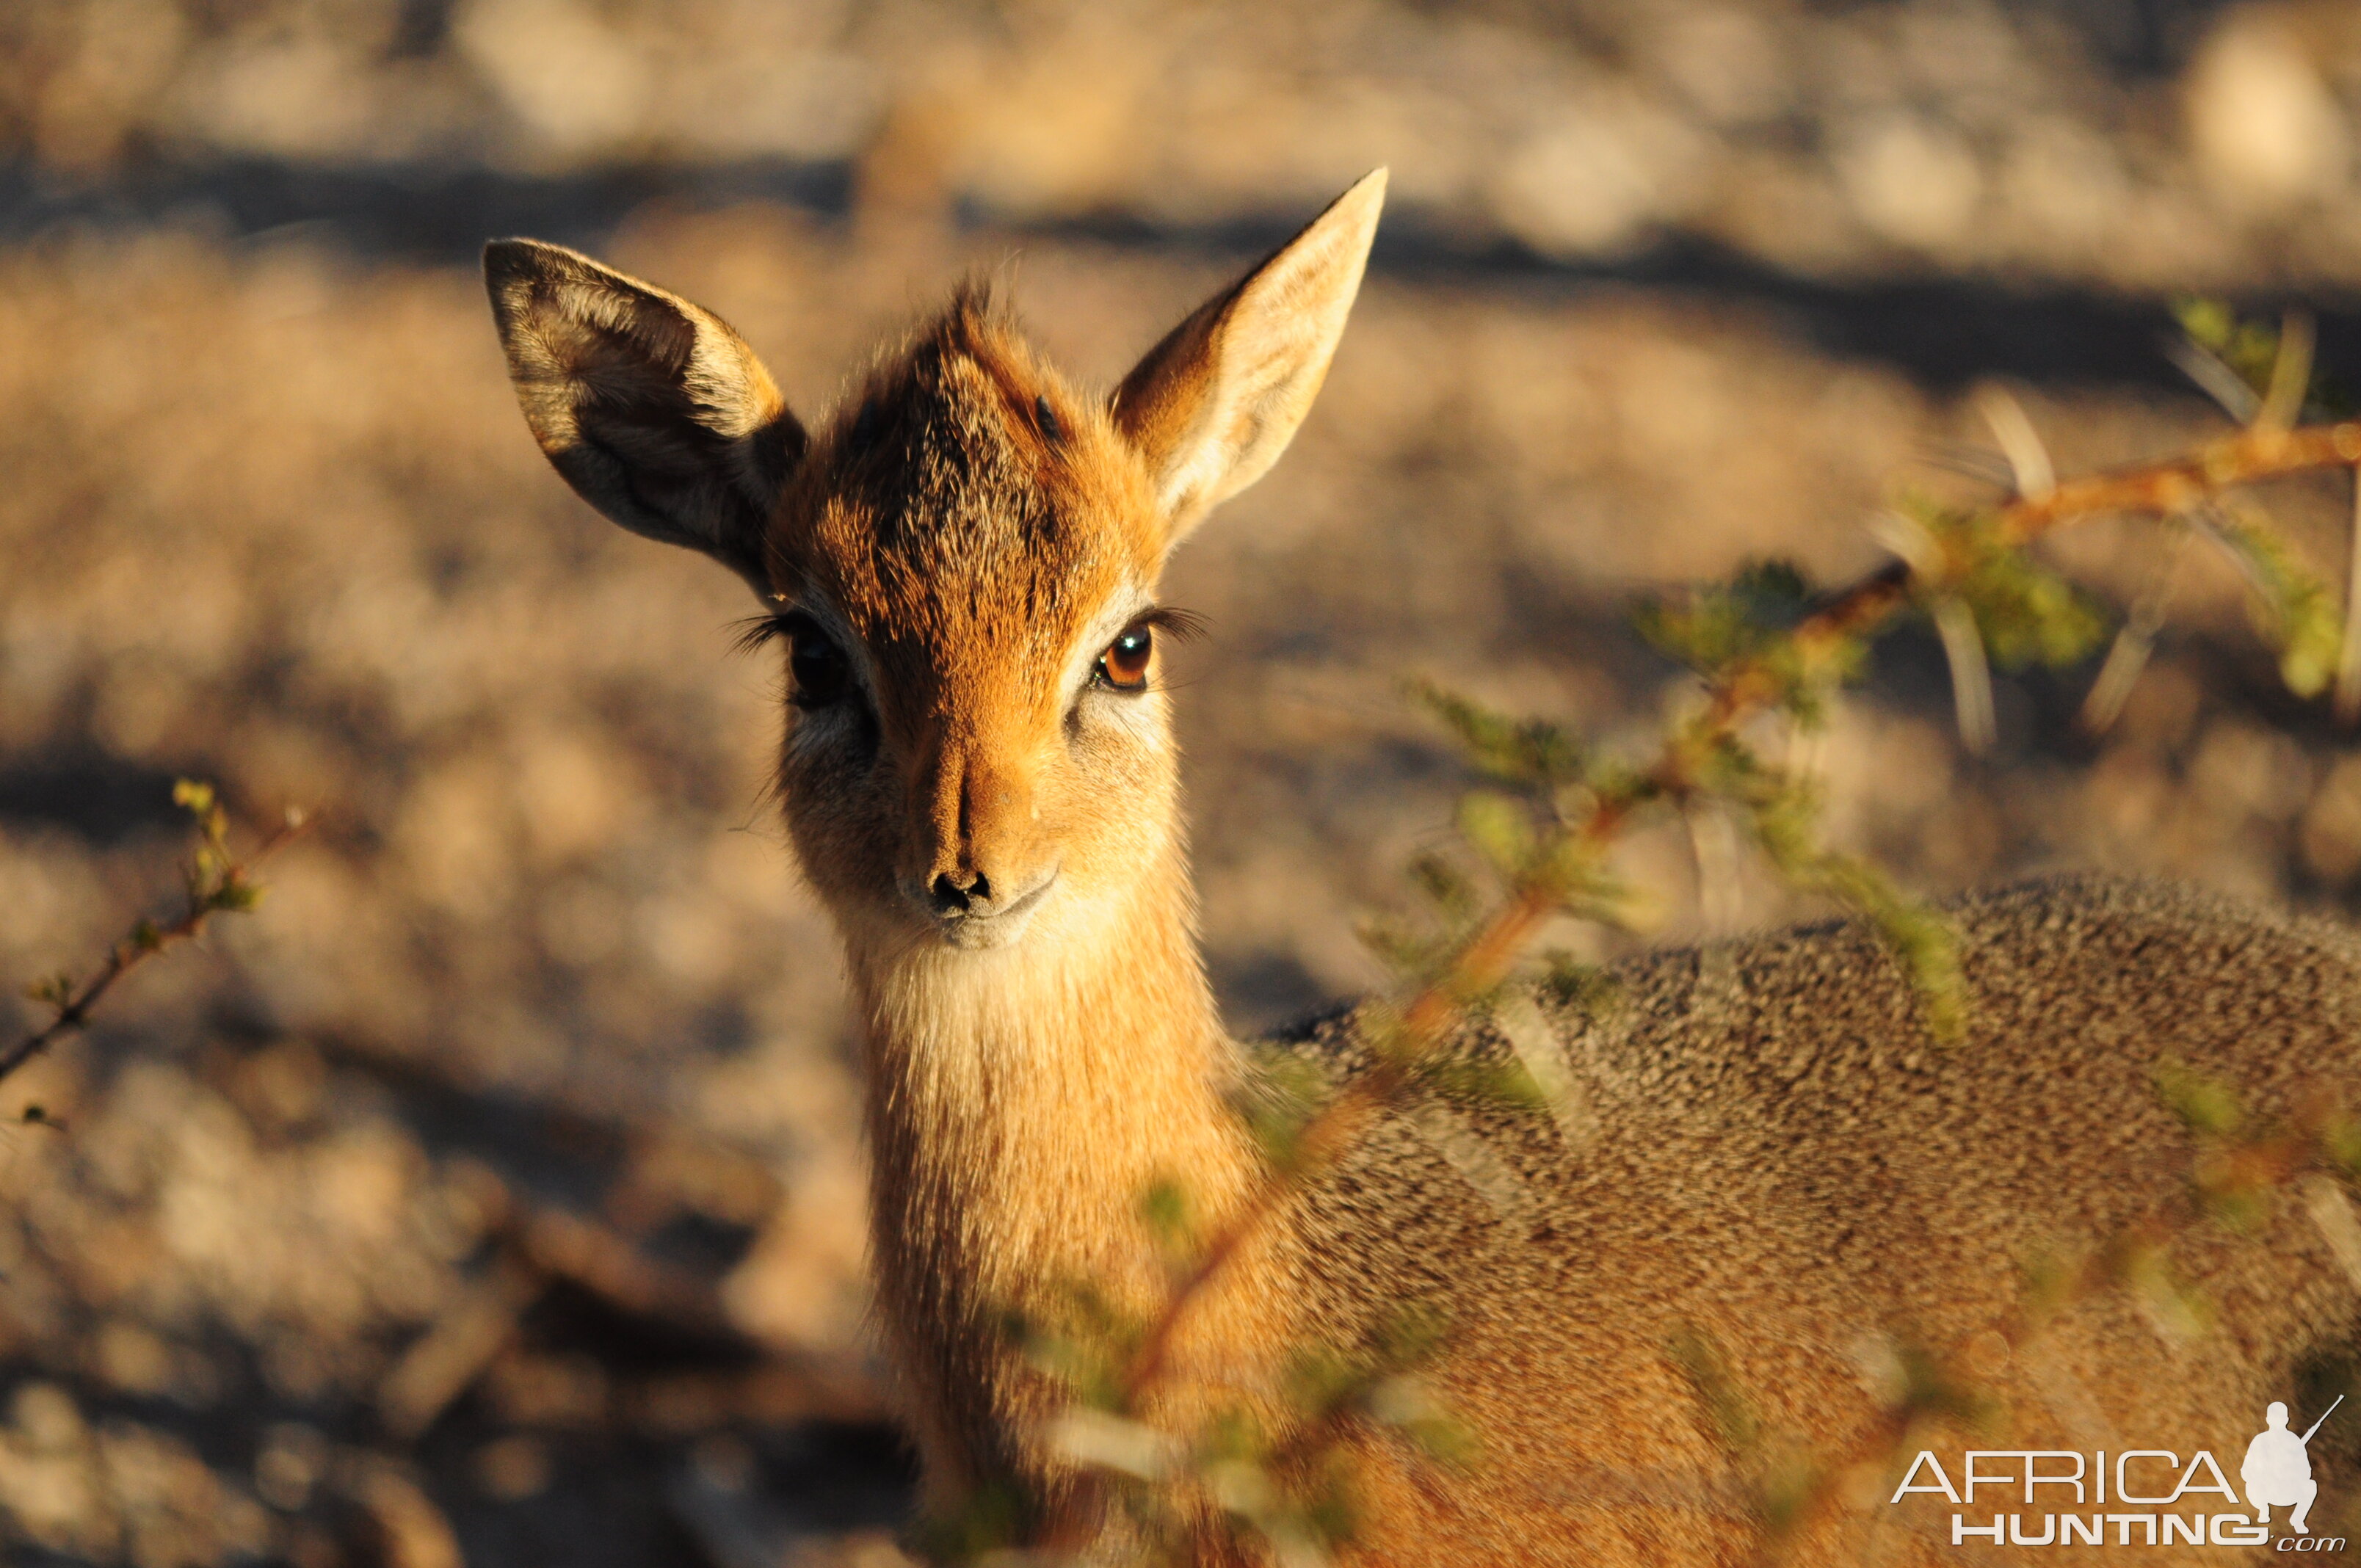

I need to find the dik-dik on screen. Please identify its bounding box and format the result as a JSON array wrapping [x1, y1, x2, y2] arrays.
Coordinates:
[[487, 173, 2361, 1563]]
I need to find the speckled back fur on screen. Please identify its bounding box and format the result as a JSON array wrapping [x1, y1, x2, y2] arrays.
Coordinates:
[[1259, 874, 2361, 1563]]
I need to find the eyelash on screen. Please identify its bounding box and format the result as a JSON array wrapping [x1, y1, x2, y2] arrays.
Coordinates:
[[733, 614, 794, 656]]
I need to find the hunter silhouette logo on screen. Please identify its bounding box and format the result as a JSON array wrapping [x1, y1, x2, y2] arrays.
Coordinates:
[[2244, 1397, 2340, 1536], [1888, 1397, 2348, 1550]]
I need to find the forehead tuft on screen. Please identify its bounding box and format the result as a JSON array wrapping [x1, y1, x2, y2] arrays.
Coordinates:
[[777, 284, 1156, 697]]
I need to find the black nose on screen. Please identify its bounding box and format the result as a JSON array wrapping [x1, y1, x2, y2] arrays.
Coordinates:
[[930, 869, 991, 915]]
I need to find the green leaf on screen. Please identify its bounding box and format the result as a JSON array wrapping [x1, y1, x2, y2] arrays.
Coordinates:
[[1356, 913, 1446, 979], [1406, 679, 1586, 788], [2154, 1058, 2243, 1137], [1407, 852, 1477, 922], [2172, 298, 2354, 419], [1536, 951, 1617, 1015], [1138, 1179, 1194, 1256], [1734, 772, 1967, 1043], [2200, 504, 2342, 699], [1232, 1050, 1335, 1168], [1635, 560, 1803, 673], [208, 880, 264, 913], [1903, 499, 2110, 672], [23, 972, 74, 1009], [1636, 559, 1863, 725], [1455, 791, 1535, 880]]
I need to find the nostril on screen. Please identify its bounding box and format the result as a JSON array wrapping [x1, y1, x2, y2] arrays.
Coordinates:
[[930, 869, 989, 914], [928, 869, 996, 915]]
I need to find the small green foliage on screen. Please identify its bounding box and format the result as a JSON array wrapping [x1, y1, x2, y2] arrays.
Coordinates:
[[1669, 1322, 1827, 1535], [1360, 849, 1489, 981], [1635, 559, 1856, 723], [1635, 559, 1815, 672], [1406, 678, 1586, 790], [1233, 1050, 1335, 1169], [2175, 298, 2353, 419], [1902, 499, 2111, 671], [1455, 791, 1537, 881], [1406, 851, 1476, 921], [1355, 913, 1443, 981], [1709, 741, 1968, 1042], [2122, 1238, 2212, 1341], [1139, 1178, 1196, 1262], [1003, 1262, 1462, 1564], [2155, 1058, 2244, 1137], [1883, 1339, 1995, 1432], [7, 778, 305, 1092], [1669, 1323, 1761, 1457], [2018, 1246, 2080, 1327], [1409, 1050, 1551, 1117], [2175, 297, 2285, 402], [2199, 504, 2343, 699], [1526, 834, 1629, 923], [1536, 950, 1617, 1015], [23, 972, 73, 1010], [175, 776, 275, 914], [2320, 1110, 2361, 1177]]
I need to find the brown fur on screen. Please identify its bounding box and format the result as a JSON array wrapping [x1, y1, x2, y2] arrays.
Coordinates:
[[485, 175, 2361, 1564]]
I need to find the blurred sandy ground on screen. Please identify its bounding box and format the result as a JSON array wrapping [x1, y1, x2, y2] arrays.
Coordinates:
[[7, 1, 2361, 1564]]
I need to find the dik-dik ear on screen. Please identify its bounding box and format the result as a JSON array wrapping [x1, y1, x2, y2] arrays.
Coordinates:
[[484, 239, 805, 598], [1111, 168, 1385, 544]]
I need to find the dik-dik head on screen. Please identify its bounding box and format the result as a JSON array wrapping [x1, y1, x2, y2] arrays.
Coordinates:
[[486, 173, 1384, 956]]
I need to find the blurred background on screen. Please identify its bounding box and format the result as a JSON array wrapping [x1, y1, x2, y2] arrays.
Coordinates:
[[6, 0, 2361, 1562]]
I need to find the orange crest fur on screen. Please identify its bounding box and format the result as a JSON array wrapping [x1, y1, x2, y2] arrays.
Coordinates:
[[488, 173, 2361, 1567]]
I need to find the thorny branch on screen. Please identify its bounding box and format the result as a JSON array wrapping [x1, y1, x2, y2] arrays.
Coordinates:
[[1124, 413, 2361, 1419], [1, 780, 307, 1087], [1029, 316, 2361, 1561]]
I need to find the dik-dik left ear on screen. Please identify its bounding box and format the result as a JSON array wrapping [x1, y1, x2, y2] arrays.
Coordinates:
[[1111, 168, 1385, 545], [484, 239, 805, 598]]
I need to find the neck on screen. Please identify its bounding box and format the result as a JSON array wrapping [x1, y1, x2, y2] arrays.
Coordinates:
[[847, 843, 1271, 1491]]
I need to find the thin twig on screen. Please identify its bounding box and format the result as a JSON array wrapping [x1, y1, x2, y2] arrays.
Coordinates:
[[0, 805, 308, 1086]]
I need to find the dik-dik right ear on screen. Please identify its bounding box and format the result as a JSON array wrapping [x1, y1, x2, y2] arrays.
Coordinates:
[[1111, 168, 1385, 545], [484, 239, 805, 598]]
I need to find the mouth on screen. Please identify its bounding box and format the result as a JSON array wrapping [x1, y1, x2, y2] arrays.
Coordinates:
[[930, 872, 1059, 948]]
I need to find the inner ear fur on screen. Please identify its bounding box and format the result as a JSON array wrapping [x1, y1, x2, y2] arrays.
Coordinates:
[[1110, 168, 1386, 544], [484, 239, 805, 597]]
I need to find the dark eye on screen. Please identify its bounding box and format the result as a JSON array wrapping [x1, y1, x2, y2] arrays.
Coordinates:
[[782, 613, 851, 708], [1095, 624, 1153, 692]]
